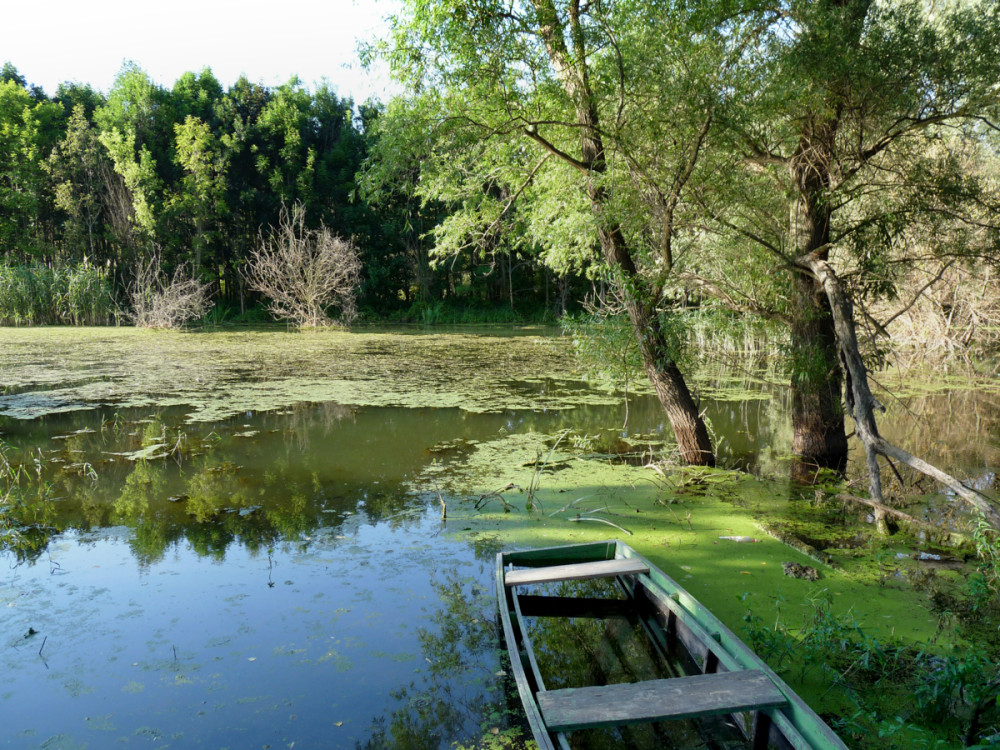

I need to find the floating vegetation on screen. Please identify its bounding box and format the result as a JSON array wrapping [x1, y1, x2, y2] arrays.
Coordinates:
[[0, 327, 599, 422]]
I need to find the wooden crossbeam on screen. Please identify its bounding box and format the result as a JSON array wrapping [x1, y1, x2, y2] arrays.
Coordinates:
[[504, 558, 649, 588], [536, 670, 787, 732]]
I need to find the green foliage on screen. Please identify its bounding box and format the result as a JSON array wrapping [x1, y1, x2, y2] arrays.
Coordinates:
[[742, 592, 1000, 748], [369, 298, 556, 326], [563, 311, 643, 393], [971, 512, 1000, 607]]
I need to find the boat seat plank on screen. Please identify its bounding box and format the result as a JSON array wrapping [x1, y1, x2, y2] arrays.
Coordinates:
[[537, 669, 787, 732], [505, 558, 649, 588]]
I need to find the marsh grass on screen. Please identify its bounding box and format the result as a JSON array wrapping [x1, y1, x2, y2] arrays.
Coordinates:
[[367, 299, 559, 326], [0, 264, 114, 325]]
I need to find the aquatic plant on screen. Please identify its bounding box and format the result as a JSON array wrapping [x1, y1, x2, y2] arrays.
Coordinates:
[[742, 592, 1000, 748], [449, 728, 538, 749]]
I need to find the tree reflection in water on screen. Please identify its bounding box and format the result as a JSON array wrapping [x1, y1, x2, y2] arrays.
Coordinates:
[[356, 570, 536, 750]]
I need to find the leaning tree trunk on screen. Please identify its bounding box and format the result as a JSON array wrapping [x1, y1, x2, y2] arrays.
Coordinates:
[[799, 252, 1000, 530], [631, 304, 715, 465], [595, 221, 714, 466], [529, 0, 714, 466]]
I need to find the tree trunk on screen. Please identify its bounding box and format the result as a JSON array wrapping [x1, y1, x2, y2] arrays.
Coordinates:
[[633, 308, 714, 465], [800, 252, 1000, 529], [530, 0, 714, 465], [787, 121, 849, 469], [601, 223, 714, 465], [789, 270, 848, 466]]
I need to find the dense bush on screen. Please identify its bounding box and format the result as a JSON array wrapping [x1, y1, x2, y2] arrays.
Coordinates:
[[0, 264, 114, 325]]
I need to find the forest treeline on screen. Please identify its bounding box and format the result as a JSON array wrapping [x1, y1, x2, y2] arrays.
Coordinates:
[[0, 62, 582, 325]]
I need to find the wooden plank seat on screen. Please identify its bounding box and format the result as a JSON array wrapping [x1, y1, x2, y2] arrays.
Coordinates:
[[536, 669, 787, 732], [504, 558, 649, 588]]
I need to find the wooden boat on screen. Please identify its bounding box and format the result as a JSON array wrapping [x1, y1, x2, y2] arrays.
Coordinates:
[[496, 539, 847, 749]]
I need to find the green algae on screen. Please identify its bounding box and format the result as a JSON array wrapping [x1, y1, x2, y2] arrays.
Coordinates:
[[0, 326, 608, 423], [419, 429, 995, 735], [424, 428, 977, 651]]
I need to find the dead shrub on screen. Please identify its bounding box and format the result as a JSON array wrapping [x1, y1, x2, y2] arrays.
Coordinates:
[[128, 253, 212, 328], [243, 203, 361, 327]]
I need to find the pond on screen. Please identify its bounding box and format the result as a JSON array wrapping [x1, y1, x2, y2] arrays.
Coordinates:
[[1, 326, 998, 748]]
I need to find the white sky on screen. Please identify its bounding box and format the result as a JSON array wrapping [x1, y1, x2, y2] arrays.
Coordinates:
[[1, 0, 400, 103]]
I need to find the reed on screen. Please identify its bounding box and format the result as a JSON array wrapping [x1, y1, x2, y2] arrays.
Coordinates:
[[0, 264, 115, 326]]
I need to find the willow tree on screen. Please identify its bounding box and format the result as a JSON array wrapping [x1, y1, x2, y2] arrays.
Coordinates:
[[371, 0, 746, 464], [683, 0, 1000, 514]]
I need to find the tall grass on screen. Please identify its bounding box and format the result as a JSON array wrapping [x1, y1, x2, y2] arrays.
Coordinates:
[[0, 264, 115, 326]]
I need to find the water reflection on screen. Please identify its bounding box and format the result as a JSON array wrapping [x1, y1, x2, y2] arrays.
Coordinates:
[[4, 376, 999, 566], [2, 370, 999, 747], [1, 510, 508, 749]]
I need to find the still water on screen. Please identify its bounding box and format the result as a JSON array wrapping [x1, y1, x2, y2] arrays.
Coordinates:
[[1, 327, 998, 748]]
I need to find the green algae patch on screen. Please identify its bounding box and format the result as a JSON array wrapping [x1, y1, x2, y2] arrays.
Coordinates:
[[428, 431, 975, 732], [0, 326, 606, 422], [428, 431, 948, 648]]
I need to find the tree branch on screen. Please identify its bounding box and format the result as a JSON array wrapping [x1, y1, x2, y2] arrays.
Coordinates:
[[522, 126, 591, 172], [880, 260, 955, 329]]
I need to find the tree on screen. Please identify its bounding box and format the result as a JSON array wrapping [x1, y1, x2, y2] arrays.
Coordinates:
[[95, 65, 166, 249], [374, 0, 725, 464], [0, 80, 60, 262], [683, 0, 1000, 515], [255, 79, 316, 206], [244, 202, 361, 326], [170, 114, 228, 278], [46, 104, 109, 261]]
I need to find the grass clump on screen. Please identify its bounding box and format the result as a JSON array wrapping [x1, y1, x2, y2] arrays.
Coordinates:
[[0, 263, 114, 325]]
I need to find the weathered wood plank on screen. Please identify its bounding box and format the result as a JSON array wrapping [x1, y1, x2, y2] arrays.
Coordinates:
[[537, 670, 787, 732], [504, 558, 649, 588]]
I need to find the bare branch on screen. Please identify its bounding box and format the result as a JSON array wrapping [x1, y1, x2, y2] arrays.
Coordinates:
[[880, 260, 955, 329], [127, 252, 211, 329], [522, 126, 590, 172], [244, 203, 361, 327]]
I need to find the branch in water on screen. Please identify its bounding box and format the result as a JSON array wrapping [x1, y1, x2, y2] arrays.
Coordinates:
[[567, 516, 633, 535]]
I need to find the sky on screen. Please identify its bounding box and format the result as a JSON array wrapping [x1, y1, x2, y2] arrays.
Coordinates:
[[1, 0, 400, 103]]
